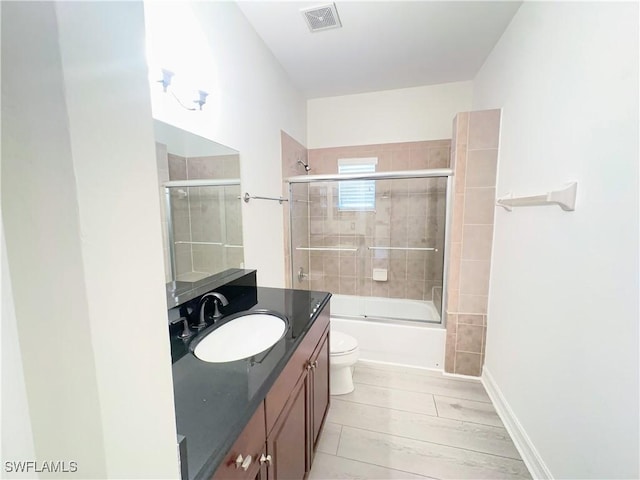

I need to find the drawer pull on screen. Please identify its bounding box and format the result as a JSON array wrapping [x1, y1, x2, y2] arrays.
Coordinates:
[[311, 360, 318, 369], [259, 454, 272, 466], [235, 454, 243, 468], [306, 362, 313, 371], [241, 454, 252, 471]]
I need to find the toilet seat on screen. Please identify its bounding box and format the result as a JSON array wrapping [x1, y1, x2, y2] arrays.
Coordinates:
[[331, 331, 358, 356]]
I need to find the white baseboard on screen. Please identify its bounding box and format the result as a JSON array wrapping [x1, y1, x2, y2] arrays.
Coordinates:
[[482, 367, 553, 480], [442, 371, 483, 382]]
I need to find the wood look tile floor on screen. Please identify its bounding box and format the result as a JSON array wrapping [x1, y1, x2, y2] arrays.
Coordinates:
[[309, 362, 531, 480]]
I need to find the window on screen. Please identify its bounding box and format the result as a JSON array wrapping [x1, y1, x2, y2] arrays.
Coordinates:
[[338, 158, 377, 211]]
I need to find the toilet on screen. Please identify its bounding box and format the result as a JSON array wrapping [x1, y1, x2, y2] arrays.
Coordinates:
[[329, 330, 359, 395]]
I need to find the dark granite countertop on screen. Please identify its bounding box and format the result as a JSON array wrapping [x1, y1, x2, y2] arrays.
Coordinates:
[[170, 286, 331, 480]]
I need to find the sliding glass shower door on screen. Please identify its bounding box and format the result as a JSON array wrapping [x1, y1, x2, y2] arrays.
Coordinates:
[[289, 171, 451, 323]]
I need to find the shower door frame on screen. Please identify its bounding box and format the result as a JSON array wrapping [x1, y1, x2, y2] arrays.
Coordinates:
[[286, 168, 454, 328]]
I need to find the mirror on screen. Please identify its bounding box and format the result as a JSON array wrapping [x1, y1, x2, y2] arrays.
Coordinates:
[[154, 120, 244, 289]]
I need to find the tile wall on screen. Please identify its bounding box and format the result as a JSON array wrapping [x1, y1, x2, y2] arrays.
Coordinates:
[[308, 141, 450, 176], [445, 110, 501, 376], [160, 148, 243, 282]]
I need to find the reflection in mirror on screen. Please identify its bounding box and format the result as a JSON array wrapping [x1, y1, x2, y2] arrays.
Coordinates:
[[154, 120, 243, 289]]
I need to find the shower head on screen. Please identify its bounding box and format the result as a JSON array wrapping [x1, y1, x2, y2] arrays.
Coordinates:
[[297, 159, 311, 172]]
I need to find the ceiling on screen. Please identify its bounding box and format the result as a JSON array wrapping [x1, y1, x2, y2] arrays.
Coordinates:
[[237, 1, 521, 99]]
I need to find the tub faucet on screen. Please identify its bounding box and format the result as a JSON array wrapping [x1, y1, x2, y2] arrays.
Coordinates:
[[196, 292, 229, 328]]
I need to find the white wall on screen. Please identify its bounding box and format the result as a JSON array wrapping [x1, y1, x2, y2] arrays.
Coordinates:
[[2, 2, 179, 478], [145, 2, 307, 287], [0, 7, 37, 473], [307, 81, 473, 148], [473, 3, 639, 479], [1, 189, 36, 476]]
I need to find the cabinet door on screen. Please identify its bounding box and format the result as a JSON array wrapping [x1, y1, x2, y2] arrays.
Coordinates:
[[212, 403, 266, 480], [311, 334, 329, 449], [267, 375, 307, 480]]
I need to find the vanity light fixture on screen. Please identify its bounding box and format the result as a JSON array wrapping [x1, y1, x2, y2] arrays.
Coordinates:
[[157, 69, 208, 112], [194, 90, 209, 111], [159, 69, 174, 92]]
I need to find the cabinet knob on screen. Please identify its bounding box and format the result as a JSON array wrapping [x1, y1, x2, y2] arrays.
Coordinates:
[[259, 454, 272, 466], [312, 360, 318, 369], [235, 454, 252, 470], [241, 454, 252, 471]]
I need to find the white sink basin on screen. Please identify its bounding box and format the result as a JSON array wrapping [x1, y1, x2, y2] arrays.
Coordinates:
[[192, 312, 287, 363]]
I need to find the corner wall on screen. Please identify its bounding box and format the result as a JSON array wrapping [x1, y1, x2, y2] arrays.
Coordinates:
[[2, 2, 179, 477], [473, 2, 639, 478]]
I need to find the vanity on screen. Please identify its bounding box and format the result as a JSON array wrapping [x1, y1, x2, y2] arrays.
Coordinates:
[[168, 269, 331, 480]]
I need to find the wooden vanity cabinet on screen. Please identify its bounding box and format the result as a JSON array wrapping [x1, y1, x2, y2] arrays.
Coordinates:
[[212, 303, 330, 480]]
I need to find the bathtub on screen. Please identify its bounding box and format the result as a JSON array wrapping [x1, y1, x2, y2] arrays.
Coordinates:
[[331, 294, 441, 322], [330, 294, 446, 370]]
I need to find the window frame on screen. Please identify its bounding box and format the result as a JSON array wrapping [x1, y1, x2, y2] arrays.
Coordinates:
[[337, 157, 378, 212]]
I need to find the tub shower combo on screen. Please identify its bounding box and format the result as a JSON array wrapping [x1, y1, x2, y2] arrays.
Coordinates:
[[287, 169, 452, 370]]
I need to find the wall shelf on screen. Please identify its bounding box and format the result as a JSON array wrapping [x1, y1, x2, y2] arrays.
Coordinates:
[[496, 182, 577, 212]]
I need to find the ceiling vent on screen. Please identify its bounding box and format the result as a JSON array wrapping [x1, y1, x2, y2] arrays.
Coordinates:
[[301, 3, 342, 32]]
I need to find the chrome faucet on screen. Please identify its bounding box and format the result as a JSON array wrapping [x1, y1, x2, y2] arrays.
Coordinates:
[[196, 292, 229, 329], [170, 316, 193, 340]]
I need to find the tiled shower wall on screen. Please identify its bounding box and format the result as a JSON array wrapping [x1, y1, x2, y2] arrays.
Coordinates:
[[308, 141, 450, 175], [281, 131, 310, 289], [445, 110, 500, 376], [158, 147, 243, 282], [293, 141, 450, 311]]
